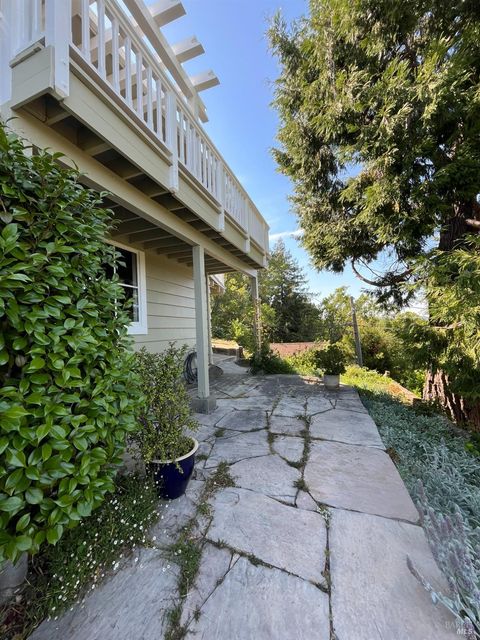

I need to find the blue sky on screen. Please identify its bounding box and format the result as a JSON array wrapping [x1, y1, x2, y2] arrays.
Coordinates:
[[159, 0, 369, 300]]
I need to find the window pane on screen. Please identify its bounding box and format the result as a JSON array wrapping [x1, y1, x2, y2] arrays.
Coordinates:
[[116, 247, 138, 287], [122, 286, 139, 323]]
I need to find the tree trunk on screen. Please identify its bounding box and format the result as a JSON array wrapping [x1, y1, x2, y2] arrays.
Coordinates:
[[424, 202, 480, 431], [423, 370, 480, 430]]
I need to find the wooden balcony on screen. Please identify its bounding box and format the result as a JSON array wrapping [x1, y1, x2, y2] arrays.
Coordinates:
[[0, 0, 269, 269]]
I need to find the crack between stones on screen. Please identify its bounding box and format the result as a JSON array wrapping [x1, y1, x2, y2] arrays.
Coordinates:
[[182, 548, 241, 632], [204, 452, 272, 470], [310, 503, 421, 527], [204, 538, 327, 590], [309, 435, 385, 450]]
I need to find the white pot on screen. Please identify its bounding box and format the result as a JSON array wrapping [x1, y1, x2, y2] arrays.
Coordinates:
[[324, 374, 340, 389]]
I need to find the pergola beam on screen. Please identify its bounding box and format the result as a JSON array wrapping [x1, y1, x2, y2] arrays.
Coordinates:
[[148, 0, 186, 27], [172, 36, 204, 63], [124, 0, 209, 122], [190, 70, 220, 93]]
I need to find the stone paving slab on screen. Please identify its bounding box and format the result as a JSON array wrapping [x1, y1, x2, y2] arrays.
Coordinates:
[[29, 548, 179, 640], [187, 423, 217, 442], [310, 409, 385, 449], [333, 396, 369, 413], [269, 414, 305, 436], [205, 430, 270, 467], [306, 395, 334, 415], [215, 408, 267, 431], [149, 480, 205, 547], [305, 441, 419, 523], [215, 395, 276, 412], [272, 434, 304, 462], [193, 406, 231, 427], [295, 490, 319, 512], [229, 454, 300, 504], [181, 543, 234, 626], [31, 372, 457, 640], [185, 556, 330, 640], [207, 488, 327, 584], [330, 509, 457, 639], [272, 398, 306, 418]]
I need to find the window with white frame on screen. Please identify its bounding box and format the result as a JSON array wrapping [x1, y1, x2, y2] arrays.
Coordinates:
[[106, 241, 147, 335]]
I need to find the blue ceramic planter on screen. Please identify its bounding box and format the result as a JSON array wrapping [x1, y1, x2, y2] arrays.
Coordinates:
[[149, 438, 199, 500]]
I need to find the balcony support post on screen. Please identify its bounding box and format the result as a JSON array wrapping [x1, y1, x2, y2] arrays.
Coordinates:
[[205, 274, 214, 365], [251, 274, 262, 353], [192, 245, 216, 413]]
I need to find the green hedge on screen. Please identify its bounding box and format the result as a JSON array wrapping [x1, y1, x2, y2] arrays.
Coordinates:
[[0, 125, 141, 562]]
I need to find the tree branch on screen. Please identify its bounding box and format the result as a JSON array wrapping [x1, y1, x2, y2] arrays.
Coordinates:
[[351, 259, 412, 287], [465, 218, 480, 230]]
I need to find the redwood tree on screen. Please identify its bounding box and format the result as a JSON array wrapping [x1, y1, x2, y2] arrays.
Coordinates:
[[269, 0, 480, 427]]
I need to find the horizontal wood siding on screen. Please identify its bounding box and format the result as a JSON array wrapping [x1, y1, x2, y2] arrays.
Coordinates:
[[133, 252, 196, 353]]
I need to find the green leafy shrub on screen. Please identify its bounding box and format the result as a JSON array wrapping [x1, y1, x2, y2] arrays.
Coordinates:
[[249, 343, 295, 375], [284, 345, 323, 376], [0, 474, 158, 638], [313, 343, 347, 375], [133, 345, 198, 462], [0, 126, 141, 563]]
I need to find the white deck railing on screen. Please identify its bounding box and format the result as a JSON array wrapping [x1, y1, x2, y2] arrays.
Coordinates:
[[1, 0, 269, 251]]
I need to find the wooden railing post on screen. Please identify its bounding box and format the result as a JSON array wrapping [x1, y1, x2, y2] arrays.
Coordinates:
[[45, 0, 71, 99], [165, 88, 179, 193], [216, 161, 225, 232]]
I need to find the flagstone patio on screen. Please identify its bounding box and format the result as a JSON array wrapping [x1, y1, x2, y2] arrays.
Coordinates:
[[30, 359, 458, 640]]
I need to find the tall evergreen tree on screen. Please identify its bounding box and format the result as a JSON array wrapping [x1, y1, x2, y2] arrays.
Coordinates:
[[259, 239, 320, 342], [269, 0, 480, 426]]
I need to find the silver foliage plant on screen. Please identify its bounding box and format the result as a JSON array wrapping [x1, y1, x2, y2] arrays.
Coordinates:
[[364, 395, 480, 637], [410, 483, 480, 638]]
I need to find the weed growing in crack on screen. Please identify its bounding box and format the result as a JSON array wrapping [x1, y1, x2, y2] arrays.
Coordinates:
[[287, 460, 303, 469], [294, 478, 309, 492], [316, 504, 330, 520], [267, 431, 276, 445], [196, 453, 208, 462], [164, 463, 235, 639], [164, 605, 188, 640], [197, 502, 212, 517], [204, 462, 236, 497], [170, 537, 202, 599], [211, 538, 228, 550], [247, 553, 262, 566], [215, 427, 226, 438]]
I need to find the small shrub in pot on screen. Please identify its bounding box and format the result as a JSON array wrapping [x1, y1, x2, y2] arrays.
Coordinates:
[[313, 343, 347, 388], [133, 345, 198, 499]]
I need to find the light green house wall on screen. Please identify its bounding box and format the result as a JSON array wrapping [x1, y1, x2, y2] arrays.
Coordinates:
[[134, 252, 196, 353]]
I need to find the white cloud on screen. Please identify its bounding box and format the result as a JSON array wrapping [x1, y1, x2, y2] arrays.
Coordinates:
[[269, 228, 304, 242]]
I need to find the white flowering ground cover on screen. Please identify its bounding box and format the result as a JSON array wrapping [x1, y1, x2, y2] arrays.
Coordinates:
[[0, 474, 159, 638], [344, 367, 480, 639]]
